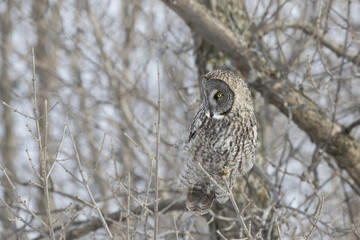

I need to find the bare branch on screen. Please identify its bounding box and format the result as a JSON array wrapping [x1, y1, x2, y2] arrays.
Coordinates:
[[68, 121, 113, 239], [154, 61, 161, 239]]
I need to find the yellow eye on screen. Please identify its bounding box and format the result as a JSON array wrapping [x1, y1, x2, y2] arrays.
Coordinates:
[[216, 92, 223, 98]]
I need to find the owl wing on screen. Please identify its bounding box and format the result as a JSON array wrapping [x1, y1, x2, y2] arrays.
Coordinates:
[[188, 103, 205, 142]]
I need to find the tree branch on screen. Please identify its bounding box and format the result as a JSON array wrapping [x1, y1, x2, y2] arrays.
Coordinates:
[[161, 0, 250, 73], [161, 0, 360, 188]]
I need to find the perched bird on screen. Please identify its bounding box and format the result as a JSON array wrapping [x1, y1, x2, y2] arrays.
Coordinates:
[[178, 70, 257, 215]]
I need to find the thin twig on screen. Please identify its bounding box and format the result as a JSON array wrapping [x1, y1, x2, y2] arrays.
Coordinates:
[[31, 49, 55, 239], [216, 230, 228, 240], [124, 132, 156, 162], [303, 195, 324, 239], [154, 62, 161, 239], [0, 164, 48, 227], [124, 131, 155, 237], [196, 162, 227, 194], [0, 197, 48, 237], [87, 132, 107, 181], [183, 229, 195, 240], [302, 174, 325, 239], [47, 124, 68, 178], [74, 196, 96, 208], [127, 172, 131, 240], [225, 181, 253, 240], [2, 101, 36, 120], [68, 120, 113, 239], [118, 182, 154, 214], [173, 216, 179, 240], [275, 218, 283, 240], [26, 124, 39, 141], [196, 161, 253, 239], [252, 163, 279, 204], [43, 99, 55, 239], [26, 149, 42, 179]]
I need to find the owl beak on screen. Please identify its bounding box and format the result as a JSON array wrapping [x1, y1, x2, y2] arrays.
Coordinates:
[[207, 108, 214, 118], [209, 110, 214, 118], [205, 108, 212, 118]]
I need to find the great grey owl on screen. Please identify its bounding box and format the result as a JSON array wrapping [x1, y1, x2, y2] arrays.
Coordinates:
[[178, 70, 257, 215]]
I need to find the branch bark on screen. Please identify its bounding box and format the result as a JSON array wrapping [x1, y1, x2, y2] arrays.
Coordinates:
[[161, 0, 360, 188], [161, 0, 250, 73]]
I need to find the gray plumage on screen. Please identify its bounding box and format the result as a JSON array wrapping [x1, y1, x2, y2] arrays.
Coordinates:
[[178, 70, 257, 215]]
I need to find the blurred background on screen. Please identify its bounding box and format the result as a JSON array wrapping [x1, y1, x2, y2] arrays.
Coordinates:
[[0, 0, 360, 239]]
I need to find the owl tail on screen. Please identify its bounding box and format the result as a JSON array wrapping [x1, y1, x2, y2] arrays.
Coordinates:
[[186, 188, 215, 215]]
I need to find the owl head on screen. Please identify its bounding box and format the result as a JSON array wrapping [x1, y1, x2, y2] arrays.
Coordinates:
[[202, 70, 253, 119]]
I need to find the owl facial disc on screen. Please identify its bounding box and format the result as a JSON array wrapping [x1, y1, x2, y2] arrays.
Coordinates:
[[202, 78, 234, 119]]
